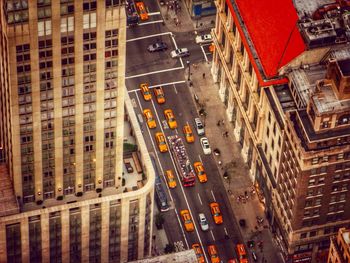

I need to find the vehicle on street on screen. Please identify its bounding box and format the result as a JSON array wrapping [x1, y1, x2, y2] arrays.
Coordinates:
[[126, 0, 139, 26], [194, 118, 205, 135], [143, 109, 156, 129], [183, 124, 194, 143], [155, 132, 168, 153], [192, 243, 205, 263], [210, 202, 223, 224], [207, 245, 220, 263], [140, 83, 151, 101], [198, 213, 209, 231], [180, 209, 194, 232], [153, 86, 165, 104], [168, 135, 196, 187], [193, 162, 207, 183], [170, 48, 190, 58], [164, 109, 177, 129], [200, 137, 211, 155], [152, 156, 170, 212], [147, 42, 168, 52], [165, 170, 176, 189], [135, 1, 148, 20], [236, 244, 248, 262], [195, 34, 213, 44]]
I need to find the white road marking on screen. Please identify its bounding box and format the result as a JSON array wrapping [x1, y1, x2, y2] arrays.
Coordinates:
[[126, 66, 183, 80], [210, 230, 216, 241], [128, 80, 186, 93], [148, 11, 161, 16], [175, 128, 178, 135], [151, 98, 209, 263], [197, 193, 203, 205], [198, 155, 203, 164], [135, 92, 174, 202], [173, 84, 178, 94], [127, 31, 173, 42], [137, 20, 164, 26], [224, 227, 228, 236], [174, 208, 189, 249], [211, 190, 216, 202], [200, 45, 209, 62]]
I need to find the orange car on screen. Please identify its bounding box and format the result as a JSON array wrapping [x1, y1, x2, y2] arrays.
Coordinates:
[[153, 86, 165, 104], [192, 243, 205, 263], [180, 209, 194, 232], [164, 109, 177, 129], [183, 124, 194, 143], [143, 109, 156, 129], [210, 202, 223, 225], [193, 162, 207, 183], [140, 83, 151, 101], [155, 132, 168, 153], [165, 170, 176, 188], [207, 245, 220, 263]]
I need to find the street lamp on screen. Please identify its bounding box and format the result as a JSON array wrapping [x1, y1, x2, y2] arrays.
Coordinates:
[[186, 60, 191, 81]]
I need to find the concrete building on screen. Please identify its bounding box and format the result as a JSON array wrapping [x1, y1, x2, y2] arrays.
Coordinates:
[[327, 227, 350, 263], [212, 0, 350, 262], [0, 0, 155, 262]]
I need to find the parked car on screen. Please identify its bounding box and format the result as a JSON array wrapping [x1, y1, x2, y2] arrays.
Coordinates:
[[198, 213, 209, 231], [170, 48, 190, 58], [147, 42, 168, 52], [195, 34, 213, 44], [194, 118, 205, 135], [200, 137, 211, 155]]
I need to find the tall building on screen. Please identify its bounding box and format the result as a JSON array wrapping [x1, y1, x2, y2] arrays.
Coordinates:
[[327, 227, 350, 263], [212, 0, 350, 262], [0, 0, 155, 262]]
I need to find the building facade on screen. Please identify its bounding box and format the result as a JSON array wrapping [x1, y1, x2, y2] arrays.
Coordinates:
[[0, 0, 155, 262], [212, 0, 350, 262], [327, 228, 350, 263]]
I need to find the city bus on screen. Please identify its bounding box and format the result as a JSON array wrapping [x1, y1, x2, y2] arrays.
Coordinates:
[[151, 156, 170, 212], [135, 1, 149, 21]]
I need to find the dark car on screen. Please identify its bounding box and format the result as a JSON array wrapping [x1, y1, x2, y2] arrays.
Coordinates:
[[147, 42, 168, 52]]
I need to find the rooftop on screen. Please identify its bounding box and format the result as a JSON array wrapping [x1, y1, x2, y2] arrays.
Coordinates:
[[232, 0, 305, 79], [128, 250, 197, 263], [294, 0, 334, 19], [338, 59, 350, 76], [0, 164, 19, 217]]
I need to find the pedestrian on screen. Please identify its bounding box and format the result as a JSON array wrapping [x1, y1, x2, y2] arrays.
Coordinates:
[[217, 120, 221, 126], [225, 131, 229, 137], [222, 132, 225, 137], [222, 119, 225, 125], [202, 73, 206, 79]]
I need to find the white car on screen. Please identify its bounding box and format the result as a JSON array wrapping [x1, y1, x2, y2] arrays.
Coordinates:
[[195, 34, 213, 44], [170, 48, 190, 58], [198, 213, 209, 231], [194, 118, 205, 136], [200, 137, 211, 155]]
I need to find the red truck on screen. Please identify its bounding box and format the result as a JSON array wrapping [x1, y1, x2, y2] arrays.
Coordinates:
[[168, 135, 195, 187]]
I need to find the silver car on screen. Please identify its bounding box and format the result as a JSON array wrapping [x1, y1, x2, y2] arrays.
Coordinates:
[[194, 118, 205, 136], [170, 48, 190, 58], [198, 213, 209, 231], [200, 137, 211, 155]]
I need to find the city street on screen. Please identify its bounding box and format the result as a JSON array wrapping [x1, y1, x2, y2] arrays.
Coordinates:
[[125, 1, 242, 262]]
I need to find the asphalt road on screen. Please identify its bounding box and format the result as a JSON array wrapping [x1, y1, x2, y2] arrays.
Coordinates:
[[125, 2, 243, 262]]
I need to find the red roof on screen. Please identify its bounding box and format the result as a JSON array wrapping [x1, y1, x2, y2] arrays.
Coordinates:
[[227, 0, 306, 82]]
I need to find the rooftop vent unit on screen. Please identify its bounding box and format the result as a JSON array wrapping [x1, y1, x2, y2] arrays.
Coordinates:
[[300, 19, 337, 48]]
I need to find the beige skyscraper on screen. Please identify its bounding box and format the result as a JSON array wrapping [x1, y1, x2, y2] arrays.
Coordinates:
[[0, 0, 154, 262]]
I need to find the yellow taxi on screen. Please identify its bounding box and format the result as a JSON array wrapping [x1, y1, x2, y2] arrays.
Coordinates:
[[207, 245, 220, 263], [165, 170, 176, 188], [140, 83, 151, 101], [180, 209, 194, 232], [209, 43, 215, 53], [155, 132, 168, 153], [143, 109, 156, 129], [210, 202, 223, 225], [192, 243, 205, 263], [183, 124, 194, 143], [193, 162, 207, 183], [164, 109, 177, 129], [153, 86, 165, 104]]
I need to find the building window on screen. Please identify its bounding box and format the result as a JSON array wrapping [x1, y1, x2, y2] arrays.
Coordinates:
[[311, 157, 319, 165]]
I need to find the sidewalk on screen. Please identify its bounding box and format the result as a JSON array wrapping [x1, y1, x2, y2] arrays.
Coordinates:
[[188, 62, 283, 263]]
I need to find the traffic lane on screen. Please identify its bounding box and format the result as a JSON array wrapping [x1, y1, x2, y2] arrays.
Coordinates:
[[127, 21, 168, 40], [126, 36, 180, 77], [172, 32, 207, 63]]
